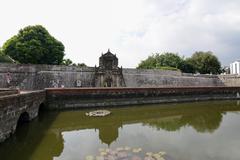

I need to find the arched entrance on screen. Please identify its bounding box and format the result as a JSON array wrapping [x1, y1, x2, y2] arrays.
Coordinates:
[[16, 112, 30, 128], [104, 76, 112, 87]]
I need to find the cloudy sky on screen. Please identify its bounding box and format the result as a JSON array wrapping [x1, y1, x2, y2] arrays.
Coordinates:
[[0, 0, 240, 67]]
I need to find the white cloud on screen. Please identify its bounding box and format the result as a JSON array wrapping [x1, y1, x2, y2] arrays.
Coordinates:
[[0, 0, 240, 67]]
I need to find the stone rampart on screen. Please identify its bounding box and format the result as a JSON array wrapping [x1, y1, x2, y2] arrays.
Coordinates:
[[122, 69, 224, 87], [0, 63, 95, 90], [0, 90, 45, 142], [46, 87, 240, 109], [218, 75, 240, 86], [1, 63, 240, 89]]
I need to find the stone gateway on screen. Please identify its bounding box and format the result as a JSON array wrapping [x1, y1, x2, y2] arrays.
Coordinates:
[[94, 49, 126, 87]]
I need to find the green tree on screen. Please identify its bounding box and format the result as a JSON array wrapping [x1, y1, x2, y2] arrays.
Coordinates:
[[76, 63, 87, 67], [181, 58, 196, 73], [62, 58, 73, 66], [137, 52, 184, 70], [2, 25, 65, 64], [0, 48, 15, 63], [188, 51, 221, 74]]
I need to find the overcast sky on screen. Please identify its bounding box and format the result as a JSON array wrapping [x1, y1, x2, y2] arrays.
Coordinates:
[[0, 0, 240, 67]]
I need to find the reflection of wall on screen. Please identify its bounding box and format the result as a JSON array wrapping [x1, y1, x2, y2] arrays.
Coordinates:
[[1, 101, 239, 160], [97, 123, 121, 145]]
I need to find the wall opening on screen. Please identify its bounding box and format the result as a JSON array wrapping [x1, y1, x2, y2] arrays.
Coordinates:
[[17, 112, 30, 127], [38, 103, 46, 118], [39, 103, 45, 112]]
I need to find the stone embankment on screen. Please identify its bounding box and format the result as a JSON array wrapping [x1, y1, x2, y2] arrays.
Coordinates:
[[46, 87, 240, 109]]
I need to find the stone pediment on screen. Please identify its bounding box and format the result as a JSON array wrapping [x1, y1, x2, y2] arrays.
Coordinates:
[[95, 50, 126, 87]]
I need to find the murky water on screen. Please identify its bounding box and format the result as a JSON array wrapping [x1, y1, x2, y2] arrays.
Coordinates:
[[1, 100, 240, 160]]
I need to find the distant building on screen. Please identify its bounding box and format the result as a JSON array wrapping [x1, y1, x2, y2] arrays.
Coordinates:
[[230, 60, 240, 74]]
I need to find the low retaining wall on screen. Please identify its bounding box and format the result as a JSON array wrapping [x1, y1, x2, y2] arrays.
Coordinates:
[[46, 87, 240, 109], [0, 90, 45, 143], [0, 89, 19, 96]]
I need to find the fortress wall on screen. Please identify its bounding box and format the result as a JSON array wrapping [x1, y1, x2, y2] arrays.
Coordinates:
[[46, 87, 240, 109], [218, 75, 240, 86], [123, 69, 225, 87], [1, 63, 240, 89], [0, 63, 95, 90]]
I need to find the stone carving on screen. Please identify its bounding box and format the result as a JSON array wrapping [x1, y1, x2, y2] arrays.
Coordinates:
[[94, 49, 126, 87], [51, 80, 60, 88], [76, 80, 82, 87]]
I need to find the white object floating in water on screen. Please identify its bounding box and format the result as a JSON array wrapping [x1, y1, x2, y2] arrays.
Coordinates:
[[85, 155, 94, 160], [85, 110, 111, 117], [132, 148, 142, 153]]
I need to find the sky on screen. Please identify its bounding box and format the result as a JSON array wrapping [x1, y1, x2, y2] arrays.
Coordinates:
[[0, 0, 240, 68]]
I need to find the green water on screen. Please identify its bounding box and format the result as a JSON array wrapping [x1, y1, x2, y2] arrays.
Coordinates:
[[1, 100, 240, 160]]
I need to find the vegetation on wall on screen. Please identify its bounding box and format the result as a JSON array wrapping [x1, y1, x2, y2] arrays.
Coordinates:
[[61, 58, 87, 67], [137, 51, 221, 74], [2, 25, 65, 65], [0, 48, 15, 63]]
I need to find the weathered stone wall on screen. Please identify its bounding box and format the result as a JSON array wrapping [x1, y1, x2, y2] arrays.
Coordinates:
[[122, 69, 225, 87], [46, 87, 240, 109], [218, 75, 240, 86], [0, 91, 45, 142], [1, 63, 240, 89], [0, 63, 95, 90]]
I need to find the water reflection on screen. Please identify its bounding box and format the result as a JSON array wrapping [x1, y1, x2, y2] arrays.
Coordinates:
[[0, 100, 240, 160]]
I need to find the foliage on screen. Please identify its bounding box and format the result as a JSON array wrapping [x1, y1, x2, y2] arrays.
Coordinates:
[[2, 25, 65, 64], [156, 66, 180, 71], [137, 53, 184, 70], [74, 63, 87, 67], [72, 63, 87, 67], [61, 58, 87, 67], [137, 51, 221, 74], [62, 58, 73, 66], [188, 51, 221, 74], [0, 49, 15, 63]]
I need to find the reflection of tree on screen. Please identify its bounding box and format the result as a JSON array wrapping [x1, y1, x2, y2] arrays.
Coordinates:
[[143, 109, 223, 133], [1, 100, 239, 160], [186, 111, 222, 133], [144, 116, 184, 131]]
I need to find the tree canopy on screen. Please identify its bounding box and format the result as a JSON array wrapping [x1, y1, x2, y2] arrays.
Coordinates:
[[137, 53, 183, 70], [0, 48, 15, 63], [137, 51, 221, 74], [188, 51, 221, 74], [2, 25, 65, 64]]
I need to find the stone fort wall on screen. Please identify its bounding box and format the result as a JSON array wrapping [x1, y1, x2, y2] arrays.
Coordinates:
[[0, 63, 240, 89]]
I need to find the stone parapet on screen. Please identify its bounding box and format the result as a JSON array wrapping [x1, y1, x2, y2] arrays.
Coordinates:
[[46, 87, 240, 109]]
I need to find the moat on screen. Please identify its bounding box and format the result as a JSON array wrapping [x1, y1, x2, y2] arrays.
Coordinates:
[[1, 100, 240, 160]]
